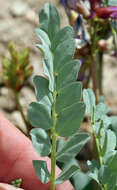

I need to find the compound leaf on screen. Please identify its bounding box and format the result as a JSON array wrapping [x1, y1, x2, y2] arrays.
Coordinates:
[[36, 43, 54, 92], [33, 75, 53, 108], [98, 165, 110, 185], [95, 103, 110, 121], [56, 102, 85, 137], [56, 59, 81, 90], [56, 82, 81, 113], [39, 3, 60, 41], [33, 160, 50, 184], [51, 26, 74, 52], [87, 160, 100, 184], [54, 38, 75, 72], [35, 28, 50, 47], [56, 133, 90, 162], [28, 102, 53, 130], [30, 128, 51, 157], [55, 165, 79, 184], [83, 89, 95, 121]]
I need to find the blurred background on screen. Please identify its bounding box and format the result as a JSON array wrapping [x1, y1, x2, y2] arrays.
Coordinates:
[[0, 0, 117, 132]]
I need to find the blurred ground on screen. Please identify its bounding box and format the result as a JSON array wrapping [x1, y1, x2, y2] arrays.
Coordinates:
[[0, 0, 117, 132]]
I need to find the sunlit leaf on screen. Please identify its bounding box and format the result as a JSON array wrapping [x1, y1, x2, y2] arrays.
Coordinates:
[[33, 160, 50, 184], [35, 28, 50, 47], [30, 128, 51, 156], [83, 89, 95, 121], [95, 103, 110, 121], [33, 75, 53, 108], [39, 3, 60, 41]]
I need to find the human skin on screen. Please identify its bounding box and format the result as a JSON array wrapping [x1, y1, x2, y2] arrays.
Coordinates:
[[0, 112, 74, 190]]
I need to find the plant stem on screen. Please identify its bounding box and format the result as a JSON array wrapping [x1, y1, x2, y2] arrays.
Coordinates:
[[89, 21, 99, 103], [92, 122, 103, 166], [98, 51, 103, 95], [14, 91, 31, 136], [50, 128, 57, 190], [92, 120, 108, 190], [90, 52, 98, 103], [50, 76, 57, 190]]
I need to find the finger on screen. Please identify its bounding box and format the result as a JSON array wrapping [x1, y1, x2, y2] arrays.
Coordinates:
[[0, 113, 74, 190], [0, 183, 23, 190]]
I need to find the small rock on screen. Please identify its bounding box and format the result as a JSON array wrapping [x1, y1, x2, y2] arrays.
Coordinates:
[[24, 9, 38, 25], [19, 86, 36, 113], [11, 111, 27, 134], [0, 87, 9, 96], [0, 92, 16, 112], [10, 2, 28, 17]]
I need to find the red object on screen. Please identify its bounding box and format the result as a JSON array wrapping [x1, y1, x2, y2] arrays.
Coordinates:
[[96, 6, 117, 19], [89, 0, 100, 11]]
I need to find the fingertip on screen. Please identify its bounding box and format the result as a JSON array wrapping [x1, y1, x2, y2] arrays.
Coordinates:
[[0, 183, 23, 190]]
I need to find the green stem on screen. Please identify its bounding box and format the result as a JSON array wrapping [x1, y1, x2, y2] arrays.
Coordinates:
[[92, 122, 103, 166], [92, 121, 107, 190], [14, 91, 31, 136], [50, 77, 57, 190], [50, 128, 57, 190]]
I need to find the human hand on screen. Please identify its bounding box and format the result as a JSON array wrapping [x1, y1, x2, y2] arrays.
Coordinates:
[[0, 113, 74, 190]]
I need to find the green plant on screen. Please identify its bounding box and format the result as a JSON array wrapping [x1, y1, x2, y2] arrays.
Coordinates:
[[1, 42, 33, 134], [28, 3, 90, 190], [83, 89, 117, 190]]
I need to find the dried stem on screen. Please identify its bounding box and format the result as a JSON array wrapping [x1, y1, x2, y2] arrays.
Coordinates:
[[90, 52, 98, 103], [14, 91, 32, 136]]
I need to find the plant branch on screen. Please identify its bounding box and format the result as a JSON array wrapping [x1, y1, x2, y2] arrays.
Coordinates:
[[91, 120, 107, 190], [90, 52, 98, 103], [14, 91, 32, 136], [92, 121, 103, 166], [50, 75, 57, 190], [98, 51, 103, 95]]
